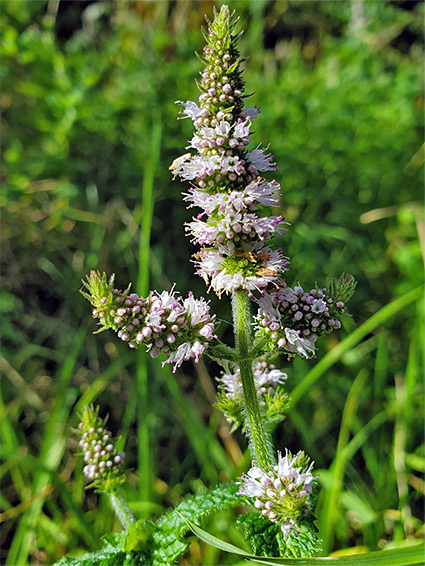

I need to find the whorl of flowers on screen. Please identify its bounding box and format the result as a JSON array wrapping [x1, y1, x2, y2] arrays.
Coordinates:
[[255, 274, 357, 359], [81, 271, 216, 372], [219, 360, 287, 400], [215, 360, 289, 430], [77, 405, 125, 491], [238, 450, 318, 538], [171, 5, 287, 296]]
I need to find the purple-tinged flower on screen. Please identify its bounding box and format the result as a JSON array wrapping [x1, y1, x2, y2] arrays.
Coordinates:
[[247, 146, 277, 172], [242, 106, 261, 119], [284, 328, 316, 358], [254, 279, 352, 358], [186, 212, 285, 247], [77, 405, 125, 490], [195, 246, 288, 296], [81, 272, 216, 372], [217, 360, 287, 401], [238, 450, 318, 538], [176, 100, 202, 120], [171, 5, 286, 295]]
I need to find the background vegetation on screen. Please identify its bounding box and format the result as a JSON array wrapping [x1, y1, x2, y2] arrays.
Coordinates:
[[1, 1, 424, 564]]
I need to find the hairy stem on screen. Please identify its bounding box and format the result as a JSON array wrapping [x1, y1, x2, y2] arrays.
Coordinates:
[[108, 491, 136, 531], [232, 290, 273, 469]]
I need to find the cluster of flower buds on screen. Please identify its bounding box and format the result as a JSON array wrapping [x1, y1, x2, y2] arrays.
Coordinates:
[[171, 5, 288, 296], [76, 405, 125, 490], [255, 274, 356, 359], [238, 450, 318, 538], [215, 360, 289, 430], [81, 271, 216, 372]]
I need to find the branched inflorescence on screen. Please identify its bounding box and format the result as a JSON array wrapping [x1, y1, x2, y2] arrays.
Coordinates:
[[77, 6, 356, 559], [167, 6, 356, 551]]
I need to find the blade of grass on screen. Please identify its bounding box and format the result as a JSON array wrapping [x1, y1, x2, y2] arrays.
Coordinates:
[[289, 286, 423, 411], [0, 386, 29, 502], [0, 445, 97, 547], [373, 336, 389, 400], [161, 364, 233, 483], [182, 514, 425, 565], [116, 375, 138, 453], [73, 353, 133, 413], [405, 314, 423, 432], [393, 373, 413, 539], [8, 328, 86, 566], [0, 355, 44, 411], [318, 368, 368, 554], [339, 411, 388, 464], [394, 306, 423, 540], [136, 112, 162, 509]]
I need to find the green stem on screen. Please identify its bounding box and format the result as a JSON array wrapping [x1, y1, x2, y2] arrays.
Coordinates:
[[108, 491, 136, 531], [136, 113, 162, 510], [232, 291, 273, 469]]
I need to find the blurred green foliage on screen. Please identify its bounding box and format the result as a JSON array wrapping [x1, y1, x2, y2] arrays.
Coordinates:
[[1, 1, 423, 564]]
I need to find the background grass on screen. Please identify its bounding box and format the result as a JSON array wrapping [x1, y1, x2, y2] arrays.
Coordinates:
[[1, 1, 424, 564]]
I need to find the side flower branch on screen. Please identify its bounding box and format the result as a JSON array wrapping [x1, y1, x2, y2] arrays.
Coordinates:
[[81, 270, 217, 372]]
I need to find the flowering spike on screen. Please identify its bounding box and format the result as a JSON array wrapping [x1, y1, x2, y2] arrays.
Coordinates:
[[254, 277, 356, 359], [172, 5, 287, 297], [81, 272, 217, 371], [76, 405, 126, 492]]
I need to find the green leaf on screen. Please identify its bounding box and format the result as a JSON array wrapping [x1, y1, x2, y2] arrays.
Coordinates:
[[276, 520, 322, 558], [53, 548, 148, 566], [182, 516, 425, 566], [125, 520, 155, 552], [237, 503, 321, 558], [327, 273, 357, 306], [151, 483, 241, 566], [237, 513, 281, 557], [101, 532, 126, 550]]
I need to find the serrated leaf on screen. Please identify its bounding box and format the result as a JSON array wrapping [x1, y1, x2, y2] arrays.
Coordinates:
[[53, 548, 148, 566], [151, 483, 241, 566], [328, 273, 357, 306], [125, 519, 155, 552], [101, 531, 126, 550], [238, 512, 321, 559], [237, 513, 281, 557], [276, 520, 322, 559]]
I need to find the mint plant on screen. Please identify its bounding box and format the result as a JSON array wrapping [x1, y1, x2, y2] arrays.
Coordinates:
[[56, 6, 358, 565]]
